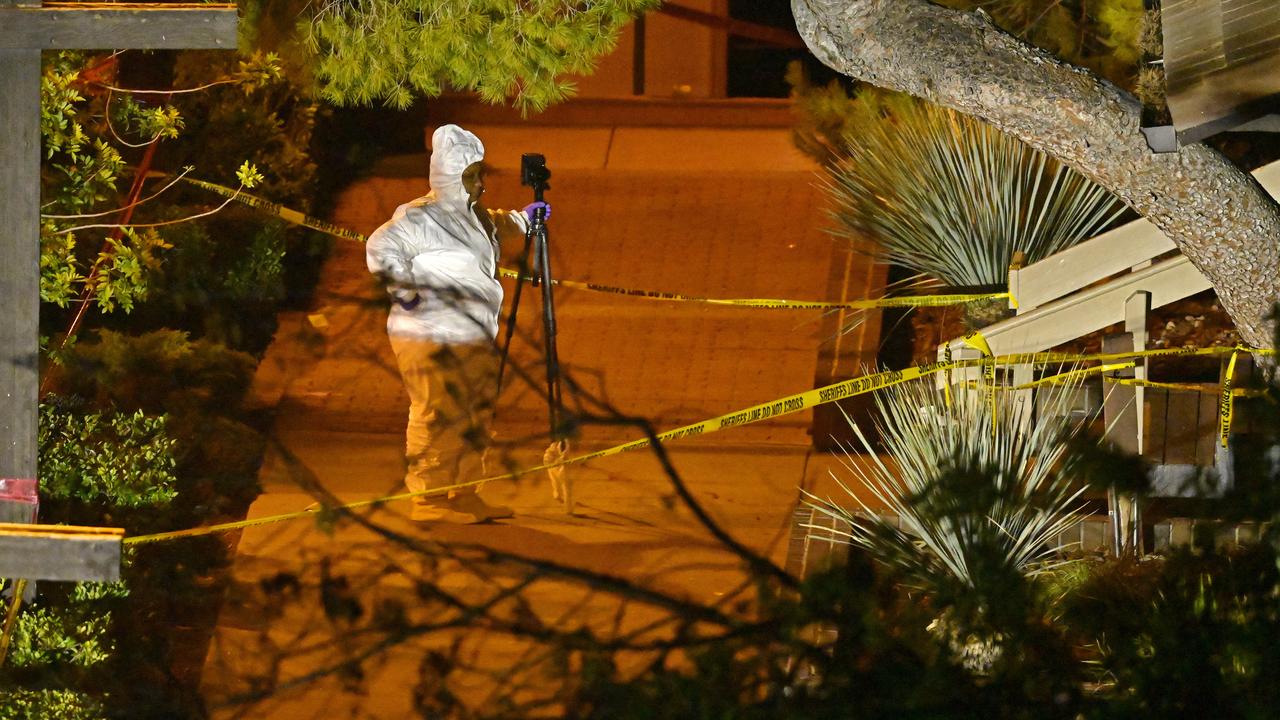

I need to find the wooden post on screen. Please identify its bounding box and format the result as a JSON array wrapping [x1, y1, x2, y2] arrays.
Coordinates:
[[0, 1, 40, 525], [0, 0, 236, 601], [1010, 364, 1035, 435], [1126, 291, 1151, 455], [1102, 332, 1141, 555]]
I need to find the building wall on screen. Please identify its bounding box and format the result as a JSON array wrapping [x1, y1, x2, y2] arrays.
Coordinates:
[[568, 0, 727, 99], [645, 0, 726, 99], [569, 17, 637, 97]]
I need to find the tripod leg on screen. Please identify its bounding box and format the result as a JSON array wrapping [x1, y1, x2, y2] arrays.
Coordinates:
[[535, 224, 564, 438], [497, 225, 536, 395]]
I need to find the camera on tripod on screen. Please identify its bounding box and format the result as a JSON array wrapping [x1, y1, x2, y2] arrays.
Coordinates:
[[520, 153, 551, 200], [499, 151, 567, 445]]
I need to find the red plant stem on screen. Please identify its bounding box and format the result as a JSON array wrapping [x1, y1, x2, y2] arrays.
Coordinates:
[[41, 91, 170, 394]]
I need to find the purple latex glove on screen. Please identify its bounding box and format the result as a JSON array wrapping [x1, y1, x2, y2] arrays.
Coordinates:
[[388, 284, 421, 310], [523, 201, 551, 222]]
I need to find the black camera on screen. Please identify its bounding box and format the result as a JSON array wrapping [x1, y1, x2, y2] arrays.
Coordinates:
[[520, 153, 551, 198]]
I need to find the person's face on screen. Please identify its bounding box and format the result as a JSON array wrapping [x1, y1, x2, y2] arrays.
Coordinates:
[[461, 162, 485, 206]]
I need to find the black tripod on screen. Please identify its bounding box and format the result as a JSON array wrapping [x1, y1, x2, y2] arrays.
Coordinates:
[[497, 154, 566, 441]]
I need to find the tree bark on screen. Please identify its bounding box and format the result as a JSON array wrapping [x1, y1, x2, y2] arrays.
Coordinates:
[[792, 0, 1280, 350]]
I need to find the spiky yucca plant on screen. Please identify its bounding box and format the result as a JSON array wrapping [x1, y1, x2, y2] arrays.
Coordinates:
[[808, 377, 1092, 671], [826, 100, 1125, 288], [808, 377, 1089, 593]]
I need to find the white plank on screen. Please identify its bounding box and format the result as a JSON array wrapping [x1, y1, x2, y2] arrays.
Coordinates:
[[954, 254, 1211, 357], [1010, 158, 1280, 312]]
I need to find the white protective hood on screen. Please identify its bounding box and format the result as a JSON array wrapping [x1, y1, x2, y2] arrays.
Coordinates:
[[429, 124, 484, 211], [366, 124, 513, 344]]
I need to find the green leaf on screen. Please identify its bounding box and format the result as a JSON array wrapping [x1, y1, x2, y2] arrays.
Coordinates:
[[236, 160, 265, 188]]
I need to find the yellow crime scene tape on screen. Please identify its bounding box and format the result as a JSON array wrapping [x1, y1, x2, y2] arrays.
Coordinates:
[[1106, 376, 1265, 396], [1221, 350, 1239, 448], [182, 176, 1014, 311], [135, 181, 1278, 546], [1015, 362, 1136, 389], [182, 177, 367, 243], [956, 330, 998, 434], [125, 357, 978, 545], [494, 268, 1014, 310], [123, 343, 1275, 546], [962, 361, 1137, 390], [983, 344, 1273, 366], [953, 333, 1276, 453], [942, 343, 954, 408]]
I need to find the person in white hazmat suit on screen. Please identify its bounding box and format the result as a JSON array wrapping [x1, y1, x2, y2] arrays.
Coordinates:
[[366, 125, 545, 523]]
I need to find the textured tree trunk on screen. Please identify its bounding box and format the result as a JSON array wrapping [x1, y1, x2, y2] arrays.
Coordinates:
[[792, 0, 1280, 350]]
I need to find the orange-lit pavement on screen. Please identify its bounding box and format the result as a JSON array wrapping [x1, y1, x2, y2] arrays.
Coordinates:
[[200, 127, 884, 717]]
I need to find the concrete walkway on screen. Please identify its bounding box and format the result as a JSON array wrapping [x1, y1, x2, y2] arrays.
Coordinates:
[[200, 126, 884, 717]]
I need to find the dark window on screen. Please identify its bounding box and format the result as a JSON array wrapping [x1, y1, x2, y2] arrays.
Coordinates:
[[726, 0, 842, 97]]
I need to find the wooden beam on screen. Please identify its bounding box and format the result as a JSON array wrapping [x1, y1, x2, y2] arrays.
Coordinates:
[[1009, 158, 1280, 314], [1126, 291, 1150, 456], [1103, 334, 1141, 457], [1102, 333, 1140, 556], [1008, 217, 1176, 314], [957, 255, 1211, 357], [0, 4, 238, 50], [0, 46, 40, 524], [0, 523, 123, 582]]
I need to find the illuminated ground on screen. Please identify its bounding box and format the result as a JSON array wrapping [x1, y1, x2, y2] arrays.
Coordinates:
[[199, 127, 884, 717]]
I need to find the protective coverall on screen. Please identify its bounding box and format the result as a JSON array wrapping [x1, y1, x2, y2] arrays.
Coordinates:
[[366, 124, 527, 522]]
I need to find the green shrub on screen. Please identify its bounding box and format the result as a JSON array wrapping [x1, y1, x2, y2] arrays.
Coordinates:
[[0, 688, 104, 720], [6, 583, 128, 672], [109, 48, 323, 354], [0, 485, 141, 718], [809, 379, 1089, 602], [51, 330, 265, 525], [57, 329, 255, 416], [39, 399, 178, 510]]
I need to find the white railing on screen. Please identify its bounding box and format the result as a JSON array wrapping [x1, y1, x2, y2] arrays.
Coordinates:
[[932, 159, 1280, 550], [943, 158, 1280, 359]]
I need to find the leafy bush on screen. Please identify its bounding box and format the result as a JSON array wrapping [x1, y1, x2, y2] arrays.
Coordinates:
[[111, 210, 289, 355], [55, 329, 263, 521], [112, 49, 325, 353], [0, 689, 104, 720], [6, 583, 129, 673], [4, 409, 164, 718], [807, 377, 1092, 676], [57, 329, 254, 415], [22, 41, 309, 719], [7, 383, 240, 718], [39, 52, 157, 315], [38, 48, 323, 354], [39, 399, 178, 510], [1060, 545, 1280, 718]]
